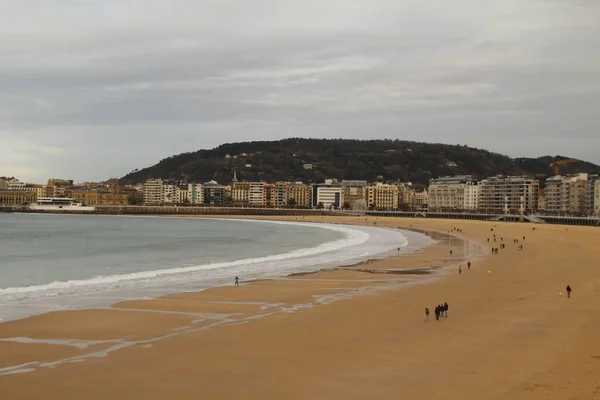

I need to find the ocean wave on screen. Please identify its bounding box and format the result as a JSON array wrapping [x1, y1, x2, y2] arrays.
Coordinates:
[[0, 220, 406, 301]]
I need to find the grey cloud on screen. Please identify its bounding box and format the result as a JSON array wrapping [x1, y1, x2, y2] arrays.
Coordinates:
[[0, 0, 599, 182]]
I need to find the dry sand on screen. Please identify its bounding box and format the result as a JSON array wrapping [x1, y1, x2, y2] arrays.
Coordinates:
[[1, 216, 599, 399]]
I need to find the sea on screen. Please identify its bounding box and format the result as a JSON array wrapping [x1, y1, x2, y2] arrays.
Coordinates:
[[0, 214, 435, 321]]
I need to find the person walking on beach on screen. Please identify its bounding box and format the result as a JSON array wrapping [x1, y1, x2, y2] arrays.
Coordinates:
[[425, 307, 430, 322], [435, 305, 441, 321], [459, 265, 462, 275], [444, 302, 449, 317], [566, 285, 572, 298], [235, 276, 239, 287], [468, 261, 471, 270]]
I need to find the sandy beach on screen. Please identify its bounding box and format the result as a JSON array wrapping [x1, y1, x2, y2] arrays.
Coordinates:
[[1, 216, 599, 399]]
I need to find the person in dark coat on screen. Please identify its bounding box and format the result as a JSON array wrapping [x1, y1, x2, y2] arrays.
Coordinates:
[[435, 305, 441, 321], [444, 302, 449, 317], [566, 285, 572, 298]]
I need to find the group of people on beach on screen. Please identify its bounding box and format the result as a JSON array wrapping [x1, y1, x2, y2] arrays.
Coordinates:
[[425, 302, 449, 321]]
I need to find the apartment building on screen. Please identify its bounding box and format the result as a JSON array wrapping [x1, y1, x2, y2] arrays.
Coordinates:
[[143, 179, 165, 205], [478, 176, 539, 213], [545, 173, 589, 215], [202, 182, 226, 205], [595, 180, 600, 216], [274, 182, 291, 207], [341, 180, 367, 209], [428, 175, 479, 211], [2, 178, 26, 191], [188, 183, 203, 205], [231, 182, 250, 205], [312, 184, 342, 210], [0, 179, 6, 190], [263, 183, 275, 207], [288, 183, 312, 207], [68, 182, 129, 206], [0, 190, 36, 205], [367, 183, 399, 210], [249, 182, 265, 206], [586, 175, 599, 216], [413, 189, 429, 208]]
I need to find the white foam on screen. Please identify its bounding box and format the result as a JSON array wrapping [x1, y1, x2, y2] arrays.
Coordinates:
[[0, 219, 432, 321], [0, 221, 370, 298]]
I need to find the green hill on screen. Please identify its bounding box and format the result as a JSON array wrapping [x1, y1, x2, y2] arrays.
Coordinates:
[[120, 138, 600, 186]]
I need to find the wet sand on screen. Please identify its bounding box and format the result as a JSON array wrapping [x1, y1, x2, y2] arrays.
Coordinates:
[[1, 216, 599, 399]]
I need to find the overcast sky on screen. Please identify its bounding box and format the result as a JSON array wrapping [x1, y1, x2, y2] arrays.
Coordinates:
[[1, 0, 599, 183]]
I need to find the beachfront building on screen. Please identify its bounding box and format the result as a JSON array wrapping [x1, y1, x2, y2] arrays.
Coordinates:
[[0, 190, 36, 206], [163, 183, 179, 204], [263, 183, 275, 207], [366, 183, 399, 210], [586, 175, 599, 216], [478, 176, 539, 214], [412, 189, 429, 209], [249, 182, 265, 206], [288, 183, 312, 208], [274, 182, 291, 207], [537, 188, 547, 213], [341, 180, 367, 210], [188, 183, 203, 205], [428, 175, 479, 211], [231, 182, 250, 205], [1, 177, 26, 191], [67, 182, 129, 206], [202, 182, 226, 205], [545, 173, 589, 215], [594, 179, 600, 217], [312, 183, 343, 210], [143, 179, 165, 205]]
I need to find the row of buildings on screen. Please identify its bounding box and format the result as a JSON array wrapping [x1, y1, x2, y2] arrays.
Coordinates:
[[2, 173, 600, 216], [0, 177, 136, 207], [428, 174, 600, 216], [141, 178, 429, 210]]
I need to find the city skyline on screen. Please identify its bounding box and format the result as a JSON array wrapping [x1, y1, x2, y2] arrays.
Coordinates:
[[1, 0, 599, 183]]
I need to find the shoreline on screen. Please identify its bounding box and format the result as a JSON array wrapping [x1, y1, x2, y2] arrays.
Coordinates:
[[0, 216, 434, 323], [1, 216, 599, 399]]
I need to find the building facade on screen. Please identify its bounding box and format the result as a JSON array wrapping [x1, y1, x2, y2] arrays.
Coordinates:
[[312, 184, 342, 210], [478, 176, 539, 213], [0, 190, 36, 205], [274, 182, 291, 207], [143, 179, 165, 205], [231, 182, 250, 205], [288, 183, 312, 207], [428, 175, 478, 211], [188, 183, 203, 205], [367, 183, 399, 210], [545, 173, 589, 215], [202, 183, 226, 205], [249, 182, 265, 206], [586, 175, 599, 216], [595, 180, 600, 216], [341, 180, 367, 210]]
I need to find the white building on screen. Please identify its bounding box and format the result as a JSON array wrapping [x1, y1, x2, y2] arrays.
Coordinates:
[[6, 178, 26, 191], [249, 182, 265, 206], [143, 179, 165, 205], [163, 184, 179, 204], [312, 184, 342, 210], [274, 182, 291, 207], [594, 180, 600, 216], [428, 175, 478, 211], [478, 176, 539, 213], [545, 173, 589, 215], [586, 175, 599, 216], [188, 183, 203, 204]]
